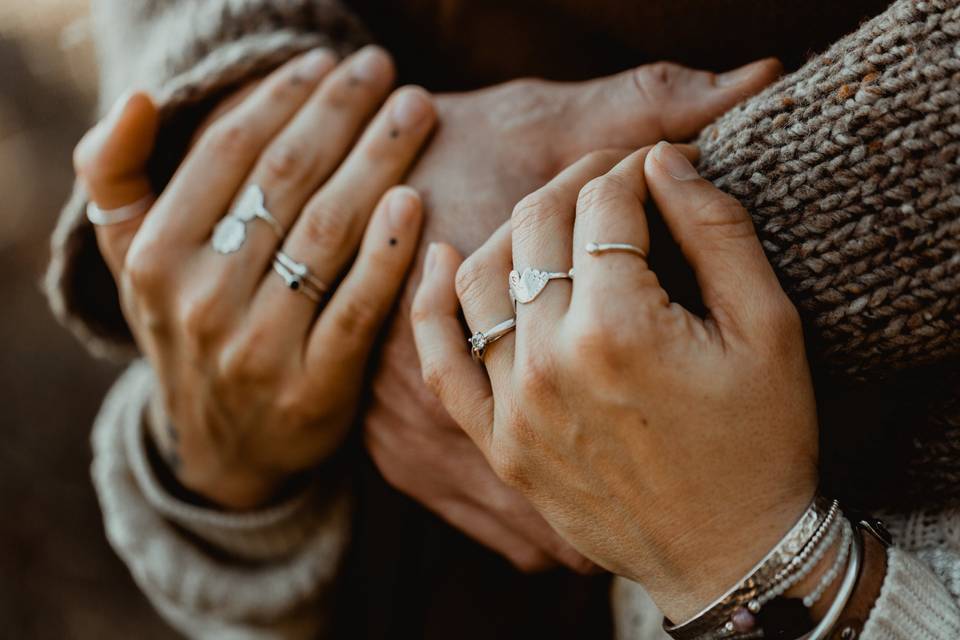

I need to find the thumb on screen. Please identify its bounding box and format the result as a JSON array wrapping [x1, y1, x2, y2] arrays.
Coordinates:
[[74, 91, 158, 275], [75, 91, 158, 208], [644, 141, 792, 338], [565, 58, 781, 153]]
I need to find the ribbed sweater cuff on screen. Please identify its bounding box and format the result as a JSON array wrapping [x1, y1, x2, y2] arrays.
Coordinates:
[[91, 362, 352, 623], [127, 382, 339, 562], [862, 547, 960, 639]]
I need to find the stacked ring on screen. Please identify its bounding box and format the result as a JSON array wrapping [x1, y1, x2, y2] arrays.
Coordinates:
[[273, 250, 330, 303]]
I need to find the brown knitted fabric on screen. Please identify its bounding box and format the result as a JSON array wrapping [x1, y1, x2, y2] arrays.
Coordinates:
[[696, 0, 960, 380], [695, 0, 960, 510]]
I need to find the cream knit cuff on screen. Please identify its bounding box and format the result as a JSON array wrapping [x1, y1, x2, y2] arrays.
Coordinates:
[[91, 361, 352, 622], [862, 547, 960, 639], [128, 377, 343, 562]]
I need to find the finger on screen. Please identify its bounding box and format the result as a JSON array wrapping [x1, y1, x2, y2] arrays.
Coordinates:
[[474, 489, 597, 573], [510, 149, 627, 337], [644, 141, 789, 337], [412, 243, 495, 453], [220, 46, 399, 290], [266, 85, 436, 328], [455, 221, 517, 379], [562, 58, 782, 154], [74, 91, 158, 276], [436, 499, 556, 573], [570, 145, 699, 310], [305, 187, 423, 368], [143, 48, 337, 244]]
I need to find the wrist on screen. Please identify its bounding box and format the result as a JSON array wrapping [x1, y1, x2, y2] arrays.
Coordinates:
[[648, 487, 815, 624], [144, 391, 293, 510]]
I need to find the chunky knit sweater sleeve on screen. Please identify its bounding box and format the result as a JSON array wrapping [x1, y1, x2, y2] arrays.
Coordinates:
[[93, 362, 353, 639], [46, 0, 371, 359]]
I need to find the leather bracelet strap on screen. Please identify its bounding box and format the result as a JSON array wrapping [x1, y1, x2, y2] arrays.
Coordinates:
[[826, 523, 890, 640]]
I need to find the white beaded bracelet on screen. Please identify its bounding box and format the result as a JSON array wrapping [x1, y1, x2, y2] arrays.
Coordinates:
[[804, 520, 853, 607]]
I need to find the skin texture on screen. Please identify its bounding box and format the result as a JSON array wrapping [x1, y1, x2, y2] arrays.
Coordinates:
[[76, 51, 784, 570], [75, 46, 438, 509], [367, 60, 784, 570], [411, 143, 820, 622]]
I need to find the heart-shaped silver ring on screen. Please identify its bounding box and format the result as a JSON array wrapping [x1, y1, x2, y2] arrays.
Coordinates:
[[508, 267, 574, 307]]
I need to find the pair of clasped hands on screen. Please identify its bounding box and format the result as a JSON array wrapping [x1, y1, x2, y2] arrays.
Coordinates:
[[78, 46, 819, 621]]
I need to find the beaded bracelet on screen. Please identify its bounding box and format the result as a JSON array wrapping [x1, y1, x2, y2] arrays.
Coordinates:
[[803, 520, 852, 608]]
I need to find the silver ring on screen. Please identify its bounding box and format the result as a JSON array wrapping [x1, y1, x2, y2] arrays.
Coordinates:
[[272, 251, 329, 303], [469, 317, 516, 363], [86, 194, 153, 226], [212, 185, 284, 254], [585, 242, 647, 259], [509, 267, 573, 306]]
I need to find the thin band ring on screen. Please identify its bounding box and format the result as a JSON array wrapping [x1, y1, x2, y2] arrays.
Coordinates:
[[509, 267, 574, 307], [272, 250, 329, 303], [86, 194, 153, 226], [585, 242, 647, 259], [469, 317, 517, 363], [275, 250, 330, 294]]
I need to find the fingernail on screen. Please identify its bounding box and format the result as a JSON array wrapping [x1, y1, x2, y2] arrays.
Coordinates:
[[388, 186, 420, 228], [424, 242, 439, 273], [105, 90, 136, 126], [391, 88, 432, 130], [653, 141, 700, 180], [353, 46, 389, 84], [299, 48, 334, 81], [716, 60, 764, 87]]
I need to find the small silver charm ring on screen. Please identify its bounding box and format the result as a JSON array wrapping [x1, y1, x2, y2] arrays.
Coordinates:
[[585, 242, 647, 259], [469, 317, 517, 363], [212, 185, 284, 254], [508, 267, 574, 307]]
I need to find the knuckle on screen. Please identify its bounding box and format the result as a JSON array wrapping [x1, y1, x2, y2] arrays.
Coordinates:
[[765, 295, 803, 347], [576, 174, 627, 211], [691, 192, 752, 233], [261, 141, 312, 184], [421, 359, 452, 399], [633, 61, 684, 102], [204, 120, 256, 160], [330, 295, 383, 339], [511, 189, 563, 239], [123, 242, 165, 294], [454, 256, 495, 305], [216, 327, 281, 387], [300, 198, 354, 253], [511, 548, 553, 574], [492, 446, 528, 489], [177, 292, 223, 345], [566, 317, 635, 370], [515, 354, 559, 403]]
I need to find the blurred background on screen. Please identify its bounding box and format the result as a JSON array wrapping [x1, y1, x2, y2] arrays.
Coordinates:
[[0, 1, 171, 637]]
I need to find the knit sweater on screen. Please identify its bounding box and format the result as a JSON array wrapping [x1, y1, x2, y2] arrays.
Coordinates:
[[47, 0, 960, 638]]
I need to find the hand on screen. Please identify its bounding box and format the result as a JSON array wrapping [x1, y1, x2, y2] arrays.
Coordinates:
[[366, 59, 784, 570], [74, 47, 437, 509], [411, 142, 819, 621]]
